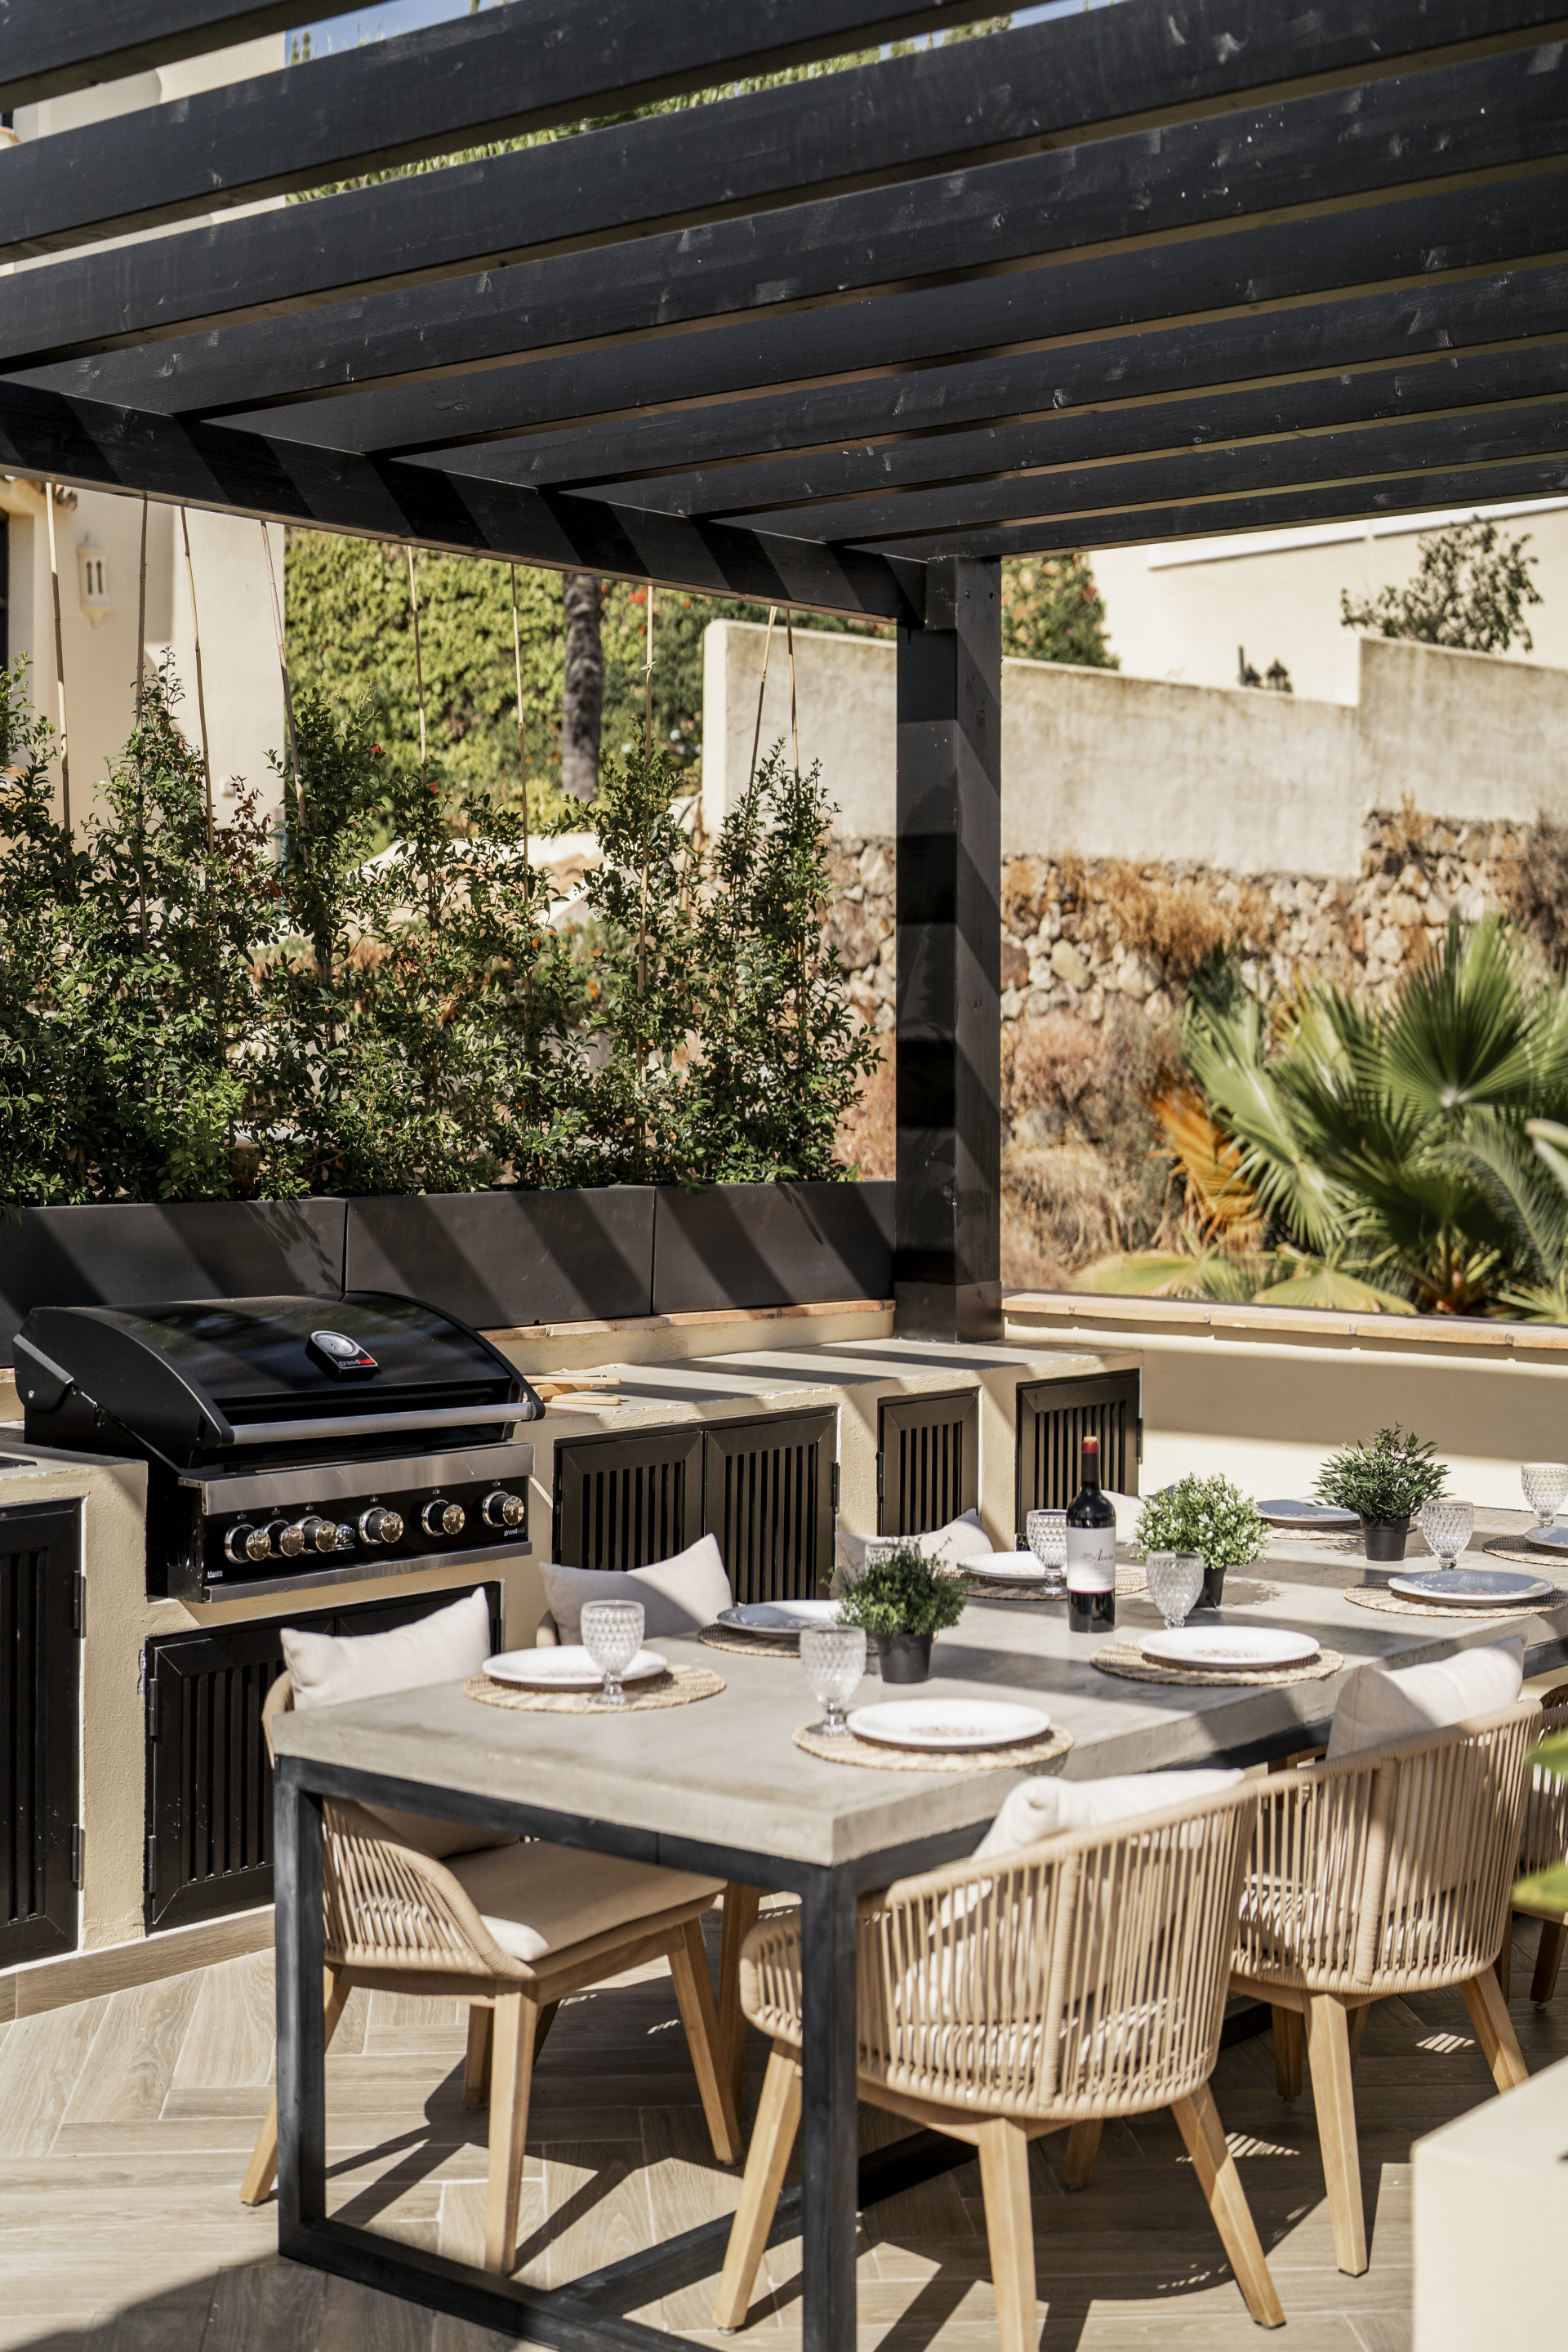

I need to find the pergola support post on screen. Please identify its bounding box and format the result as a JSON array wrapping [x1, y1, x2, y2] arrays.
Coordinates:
[[893, 555, 1002, 1344]]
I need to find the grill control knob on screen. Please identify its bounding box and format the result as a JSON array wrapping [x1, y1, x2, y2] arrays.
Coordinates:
[[421, 1498, 466, 1539], [359, 1505, 403, 1546], [481, 1489, 526, 1531], [296, 1516, 338, 1554], [270, 1517, 305, 1559], [225, 1521, 270, 1565], [333, 1523, 357, 1553]]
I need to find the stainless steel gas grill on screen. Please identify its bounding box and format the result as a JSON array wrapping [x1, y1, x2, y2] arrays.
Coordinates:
[[15, 1294, 541, 1603]]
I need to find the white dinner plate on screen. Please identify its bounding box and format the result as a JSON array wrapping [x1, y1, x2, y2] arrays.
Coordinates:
[[1138, 1627, 1320, 1671], [1389, 1567, 1557, 1607], [846, 1698, 1050, 1752], [1256, 1499, 1359, 1530], [716, 1599, 843, 1640], [483, 1645, 667, 1690], [964, 1551, 1054, 1581], [1522, 1525, 1568, 1557]]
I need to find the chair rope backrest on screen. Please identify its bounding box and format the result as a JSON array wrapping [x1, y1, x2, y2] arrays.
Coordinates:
[[848, 1780, 1259, 2123], [1518, 1682, 1568, 1878]]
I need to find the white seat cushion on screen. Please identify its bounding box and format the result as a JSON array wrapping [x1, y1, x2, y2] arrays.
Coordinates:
[[541, 1534, 732, 1642], [283, 1589, 514, 1861], [974, 1769, 1244, 1860], [836, 1509, 992, 1574], [1326, 1637, 1526, 1759], [447, 1841, 721, 1967]]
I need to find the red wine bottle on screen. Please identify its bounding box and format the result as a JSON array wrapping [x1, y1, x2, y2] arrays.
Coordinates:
[[1066, 1434, 1117, 1633]]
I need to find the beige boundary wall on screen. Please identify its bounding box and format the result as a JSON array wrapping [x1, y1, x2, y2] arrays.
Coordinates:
[[702, 621, 1568, 880], [1005, 1292, 1568, 1509]]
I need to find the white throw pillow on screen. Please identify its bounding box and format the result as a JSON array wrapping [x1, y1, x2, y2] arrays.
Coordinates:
[[541, 1533, 733, 1643], [974, 1768, 1244, 1860], [836, 1509, 992, 1575], [283, 1588, 514, 1861], [1326, 1637, 1526, 1759]]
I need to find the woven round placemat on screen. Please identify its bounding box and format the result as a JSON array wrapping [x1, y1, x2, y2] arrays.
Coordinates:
[[1481, 1535, 1568, 1572], [962, 1563, 1147, 1599], [697, 1625, 802, 1660], [1090, 1641, 1345, 1690], [1343, 1583, 1566, 1625], [464, 1664, 725, 1713], [791, 1721, 1074, 1773]]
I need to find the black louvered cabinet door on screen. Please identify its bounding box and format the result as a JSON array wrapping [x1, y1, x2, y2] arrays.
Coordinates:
[[1016, 1371, 1142, 1526], [552, 1427, 704, 1571], [703, 1412, 835, 1606], [143, 1581, 502, 1934], [876, 1392, 979, 1537], [1, 1503, 82, 1967]]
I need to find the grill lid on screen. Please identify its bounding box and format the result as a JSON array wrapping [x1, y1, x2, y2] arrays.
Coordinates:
[[17, 1291, 538, 1464]]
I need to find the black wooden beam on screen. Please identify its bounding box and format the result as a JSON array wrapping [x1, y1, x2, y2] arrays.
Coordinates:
[[0, 381, 922, 623], [0, 0, 1067, 259], [863, 457, 1568, 563], [0, 0, 297, 109], [561, 318, 1568, 524], [36, 47, 1568, 422], [777, 398, 1568, 548], [185, 170, 1568, 461], [9, 1, 1568, 365]]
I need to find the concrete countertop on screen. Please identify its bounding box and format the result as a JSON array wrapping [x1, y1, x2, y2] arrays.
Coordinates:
[[274, 1510, 1568, 1873]]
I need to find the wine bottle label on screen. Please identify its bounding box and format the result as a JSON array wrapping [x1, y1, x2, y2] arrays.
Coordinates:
[[1065, 1525, 1116, 1592]]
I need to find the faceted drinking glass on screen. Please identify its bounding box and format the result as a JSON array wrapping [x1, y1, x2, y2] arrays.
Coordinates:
[[1145, 1550, 1205, 1630], [1521, 1463, 1568, 1530], [1419, 1496, 1475, 1570], [800, 1624, 867, 1738], [1025, 1508, 1068, 1588], [581, 1599, 644, 1709]]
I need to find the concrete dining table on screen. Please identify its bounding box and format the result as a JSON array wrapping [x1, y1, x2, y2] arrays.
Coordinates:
[[268, 1509, 1568, 2352]]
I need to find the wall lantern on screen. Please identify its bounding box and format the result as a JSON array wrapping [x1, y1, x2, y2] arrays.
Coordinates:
[[76, 537, 110, 627]]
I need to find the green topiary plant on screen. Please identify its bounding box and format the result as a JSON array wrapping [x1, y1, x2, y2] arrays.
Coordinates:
[[833, 1544, 969, 1640], [1133, 1476, 1270, 1579], [1314, 1424, 1447, 1522]]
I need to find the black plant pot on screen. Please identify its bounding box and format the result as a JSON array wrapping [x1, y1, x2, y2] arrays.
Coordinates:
[[1200, 1561, 1227, 1610], [1361, 1516, 1411, 1562], [873, 1633, 934, 1683]]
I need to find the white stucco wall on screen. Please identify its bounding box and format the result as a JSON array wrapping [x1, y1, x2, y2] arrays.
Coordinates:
[[702, 621, 1568, 878]]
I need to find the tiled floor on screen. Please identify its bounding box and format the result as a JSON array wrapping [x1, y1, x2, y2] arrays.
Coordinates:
[[0, 1907, 1561, 2351]]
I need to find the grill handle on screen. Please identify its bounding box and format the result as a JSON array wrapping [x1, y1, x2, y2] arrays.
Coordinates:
[[220, 1400, 540, 1446]]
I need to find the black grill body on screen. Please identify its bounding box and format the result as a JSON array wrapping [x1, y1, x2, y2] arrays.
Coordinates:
[[17, 1292, 540, 1602]]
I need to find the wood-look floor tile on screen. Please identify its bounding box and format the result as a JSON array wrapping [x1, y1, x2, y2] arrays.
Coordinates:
[[168, 1954, 276, 2094], [1347, 2313, 1415, 2352], [532, 2139, 655, 2296], [203, 2259, 327, 2352], [0, 1997, 112, 2157], [59, 1974, 203, 2127], [311, 2272, 433, 2352], [84, 2305, 208, 2352]]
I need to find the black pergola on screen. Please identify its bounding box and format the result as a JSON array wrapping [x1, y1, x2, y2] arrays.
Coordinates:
[[3, 0, 1566, 1354]]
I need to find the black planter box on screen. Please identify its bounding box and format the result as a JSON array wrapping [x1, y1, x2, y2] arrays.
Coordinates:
[[0, 1200, 346, 1367], [344, 1187, 656, 1330], [651, 1181, 895, 1316]]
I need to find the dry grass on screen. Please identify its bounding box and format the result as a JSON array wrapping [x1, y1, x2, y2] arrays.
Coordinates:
[[1001, 1140, 1125, 1285], [1094, 861, 1272, 978], [832, 1045, 894, 1178]]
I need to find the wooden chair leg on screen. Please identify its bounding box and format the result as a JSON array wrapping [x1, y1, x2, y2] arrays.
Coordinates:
[[670, 1916, 742, 2164], [1171, 2082, 1285, 2329], [1460, 1968, 1529, 2094], [1272, 2007, 1303, 2101], [1494, 1920, 1514, 2004], [463, 2004, 494, 2109], [534, 1999, 561, 2060], [1304, 1994, 1366, 2277], [1062, 2118, 1102, 2189], [1531, 1917, 1567, 2006], [719, 1883, 764, 2119], [483, 1990, 541, 2275], [975, 2118, 1039, 2352], [1348, 2002, 1370, 2071], [714, 2042, 801, 2332], [240, 1967, 350, 2207]]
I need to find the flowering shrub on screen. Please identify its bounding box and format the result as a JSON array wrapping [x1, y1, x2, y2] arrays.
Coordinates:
[[1133, 1476, 1270, 1576]]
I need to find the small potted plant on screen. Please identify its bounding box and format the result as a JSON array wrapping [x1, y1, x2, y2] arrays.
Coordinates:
[[1133, 1475, 1270, 1610], [1314, 1423, 1446, 1562], [833, 1542, 969, 1682]]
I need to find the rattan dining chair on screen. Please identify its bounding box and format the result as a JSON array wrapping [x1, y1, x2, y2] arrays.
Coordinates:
[[239, 1673, 740, 2274], [1509, 1681, 1568, 2004], [714, 1779, 1284, 2348], [1225, 1698, 1539, 2278]]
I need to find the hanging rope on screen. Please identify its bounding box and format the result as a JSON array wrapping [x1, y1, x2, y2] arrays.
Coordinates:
[[510, 563, 529, 872], [179, 508, 215, 853], [42, 483, 69, 834], [786, 608, 800, 781], [406, 546, 428, 786], [643, 582, 655, 758], [261, 519, 304, 839], [134, 495, 149, 934], [746, 604, 777, 801]]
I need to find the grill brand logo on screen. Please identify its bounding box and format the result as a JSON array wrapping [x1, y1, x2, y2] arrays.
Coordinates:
[[308, 1330, 378, 1378]]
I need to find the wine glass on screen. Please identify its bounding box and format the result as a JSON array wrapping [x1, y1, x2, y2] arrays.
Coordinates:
[[1025, 1508, 1068, 1590], [800, 1624, 866, 1738], [1521, 1463, 1568, 1530], [1419, 1496, 1474, 1570], [581, 1599, 644, 1709], [1146, 1550, 1205, 1631]]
